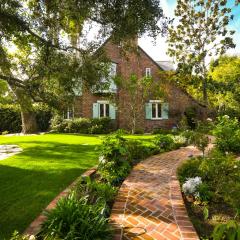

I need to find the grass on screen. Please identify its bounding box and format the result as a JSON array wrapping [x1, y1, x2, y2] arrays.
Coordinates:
[[0, 133, 154, 239]]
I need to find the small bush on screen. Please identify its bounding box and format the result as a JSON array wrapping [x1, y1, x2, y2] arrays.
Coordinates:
[[0, 104, 52, 133], [65, 118, 91, 133], [39, 193, 112, 240], [50, 116, 114, 134], [89, 118, 113, 134], [76, 178, 117, 206], [0, 104, 21, 133], [98, 133, 131, 185], [127, 140, 154, 165], [213, 116, 240, 153], [153, 134, 175, 151], [177, 157, 203, 184], [212, 220, 240, 240]]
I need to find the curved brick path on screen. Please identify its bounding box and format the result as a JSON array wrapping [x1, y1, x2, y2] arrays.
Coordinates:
[[110, 146, 205, 240]]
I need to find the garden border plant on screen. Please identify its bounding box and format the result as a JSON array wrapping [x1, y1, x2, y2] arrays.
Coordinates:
[[177, 116, 240, 239]]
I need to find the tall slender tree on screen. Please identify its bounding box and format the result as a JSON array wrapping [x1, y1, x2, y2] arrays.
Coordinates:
[[167, 0, 237, 105]]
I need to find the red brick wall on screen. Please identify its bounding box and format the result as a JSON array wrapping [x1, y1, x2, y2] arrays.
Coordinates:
[[74, 39, 205, 132]]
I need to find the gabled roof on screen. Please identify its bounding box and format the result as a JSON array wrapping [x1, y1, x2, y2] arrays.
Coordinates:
[[156, 61, 175, 71]]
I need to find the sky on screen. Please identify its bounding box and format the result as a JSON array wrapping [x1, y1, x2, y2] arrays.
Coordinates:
[[139, 0, 240, 61]]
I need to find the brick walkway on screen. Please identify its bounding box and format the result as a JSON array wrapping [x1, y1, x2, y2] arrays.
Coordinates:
[[110, 146, 204, 240]]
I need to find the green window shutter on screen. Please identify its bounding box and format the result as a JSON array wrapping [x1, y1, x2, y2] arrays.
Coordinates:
[[162, 103, 169, 119], [93, 103, 99, 118], [109, 104, 116, 119], [145, 103, 152, 120]]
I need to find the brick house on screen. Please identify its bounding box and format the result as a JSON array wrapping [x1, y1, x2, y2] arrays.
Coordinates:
[[70, 39, 205, 132]]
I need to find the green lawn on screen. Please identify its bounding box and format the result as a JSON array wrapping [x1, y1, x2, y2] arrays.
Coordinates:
[[0, 133, 154, 239]]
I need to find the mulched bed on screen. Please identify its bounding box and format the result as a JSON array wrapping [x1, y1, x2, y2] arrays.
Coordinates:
[[184, 196, 240, 238]]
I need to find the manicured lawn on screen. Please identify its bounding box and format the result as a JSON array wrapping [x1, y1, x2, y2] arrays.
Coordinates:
[[0, 133, 154, 239]]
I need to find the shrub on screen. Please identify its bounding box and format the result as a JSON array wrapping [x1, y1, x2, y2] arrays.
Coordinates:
[[199, 150, 240, 207], [65, 118, 91, 133], [178, 149, 240, 209], [177, 157, 203, 184], [50, 116, 114, 134], [0, 104, 51, 133], [39, 193, 112, 240], [172, 135, 187, 148], [76, 178, 117, 206], [213, 116, 240, 153], [89, 117, 113, 134], [34, 104, 52, 132], [0, 104, 21, 133], [50, 115, 67, 132], [98, 133, 131, 185], [191, 132, 210, 156], [10, 232, 34, 240], [153, 134, 175, 151], [127, 140, 154, 165], [212, 220, 240, 240]]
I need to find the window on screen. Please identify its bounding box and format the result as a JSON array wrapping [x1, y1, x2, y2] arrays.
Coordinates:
[[99, 103, 110, 118], [145, 101, 169, 120], [64, 107, 74, 119], [145, 68, 151, 77], [152, 103, 162, 119], [93, 101, 116, 119]]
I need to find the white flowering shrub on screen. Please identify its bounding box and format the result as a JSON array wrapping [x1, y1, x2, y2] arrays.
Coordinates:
[[182, 177, 202, 197]]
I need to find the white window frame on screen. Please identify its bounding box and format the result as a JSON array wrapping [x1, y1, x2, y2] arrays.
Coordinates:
[[145, 68, 152, 77], [97, 101, 110, 118], [64, 107, 74, 119], [151, 102, 162, 120]]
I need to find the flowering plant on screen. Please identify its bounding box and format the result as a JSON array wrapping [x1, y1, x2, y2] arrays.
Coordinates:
[[182, 177, 202, 197]]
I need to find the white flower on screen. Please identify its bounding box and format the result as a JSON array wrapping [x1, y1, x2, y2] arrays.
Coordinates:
[[99, 155, 106, 164], [234, 165, 238, 169], [182, 177, 202, 196], [29, 235, 36, 240]]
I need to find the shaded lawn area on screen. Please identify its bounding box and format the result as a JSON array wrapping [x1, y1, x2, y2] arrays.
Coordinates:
[[0, 133, 154, 239]]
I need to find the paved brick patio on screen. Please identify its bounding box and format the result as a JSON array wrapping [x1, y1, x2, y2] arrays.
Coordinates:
[[110, 146, 205, 240]]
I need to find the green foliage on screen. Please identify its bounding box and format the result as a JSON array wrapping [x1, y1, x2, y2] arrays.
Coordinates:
[[213, 116, 240, 153], [153, 134, 175, 151], [89, 118, 114, 134], [177, 157, 203, 184], [127, 140, 158, 165], [212, 220, 240, 240], [209, 56, 240, 117], [191, 132, 210, 156], [167, 0, 236, 103], [0, 104, 21, 133], [50, 116, 114, 134], [0, 104, 51, 133], [9, 231, 33, 240], [76, 178, 117, 206], [39, 193, 112, 240], [178, 149, 240, 210], [98, 133, 131, 185]]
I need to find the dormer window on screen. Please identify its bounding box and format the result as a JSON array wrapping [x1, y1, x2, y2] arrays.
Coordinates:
[[145, 68, 151, 77]]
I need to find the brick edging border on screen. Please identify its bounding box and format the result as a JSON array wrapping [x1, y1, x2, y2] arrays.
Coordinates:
[[24, 167, 97, 236], [170, 165, 199, 240]]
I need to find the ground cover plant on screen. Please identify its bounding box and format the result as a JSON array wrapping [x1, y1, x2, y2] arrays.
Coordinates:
[[0, 133, 155, 239]]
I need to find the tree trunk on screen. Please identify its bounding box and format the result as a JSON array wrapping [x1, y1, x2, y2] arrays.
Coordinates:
[[15, 88, 38, 134], [202, 77, 208, 106]]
